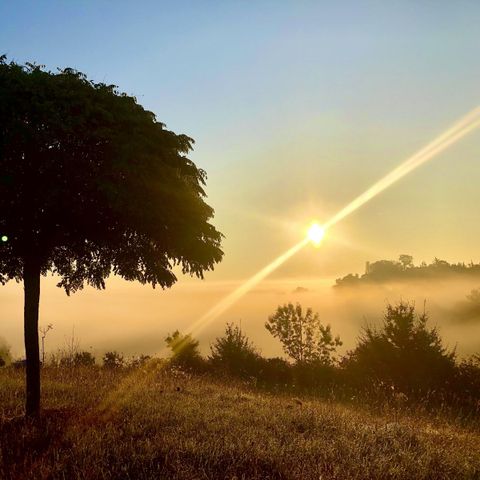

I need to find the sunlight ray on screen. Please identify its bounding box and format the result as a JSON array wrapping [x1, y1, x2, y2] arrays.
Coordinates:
[[186, 106, 480, 337], [188, 238, 309, 336]]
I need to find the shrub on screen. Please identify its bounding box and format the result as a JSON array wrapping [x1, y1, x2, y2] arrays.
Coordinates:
[[73, 351, 96, 367], [342, 301, 456, 396], [453, 354, 480, 402], [210, 323, 261, 378], [129, 354, 152, 368], [103, 351, 125, 369], [165, 331, 204, 371], [292, 360, 338, 391], [58, 350, 96, 368], [256, 357, 292, 387]]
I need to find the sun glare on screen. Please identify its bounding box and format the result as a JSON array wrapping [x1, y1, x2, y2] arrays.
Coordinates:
[[307, 222, 325, 246]]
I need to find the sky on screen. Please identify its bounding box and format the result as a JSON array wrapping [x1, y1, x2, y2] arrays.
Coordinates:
[[1, 1, 480, 357]]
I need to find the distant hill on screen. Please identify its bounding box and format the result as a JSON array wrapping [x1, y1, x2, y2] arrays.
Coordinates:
[[335, 255, 480, 288]]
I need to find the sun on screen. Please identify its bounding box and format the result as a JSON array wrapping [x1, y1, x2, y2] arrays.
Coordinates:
[[307, 222, 325, 246]]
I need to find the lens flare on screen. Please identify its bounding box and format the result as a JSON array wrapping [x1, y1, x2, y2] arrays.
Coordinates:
[[307, 222, 325, 246], [185, 106, 480, 338], [188, 239, 308, 337], [1, 235, 8, 242]]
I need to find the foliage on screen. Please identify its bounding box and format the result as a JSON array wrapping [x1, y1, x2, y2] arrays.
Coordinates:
[[398, 254, 414, 270], [0, 56, 223, 414], [165, 331, 204, 371], [0, 56, 223, 291], [102, 351, 124, 369], [335, 255, 480, 287], [454, 354, 480, 401], [129, 354, 152, 369], [342, 301, 456, 394], [256, 357, 292, 386], [266, 303, 342, 365], [209, 323, 260, 377], [73, 351, 96, 367], [59, 351, 95, 368], [292, 360, 337, 391]]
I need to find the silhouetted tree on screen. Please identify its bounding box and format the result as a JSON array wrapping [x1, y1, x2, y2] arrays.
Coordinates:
[[266, 303, 342, 365], [0, 58, 223, 416], [366, 260, 403, 280], [335, 255, 480, 287], [210, 323, 260, 378], [399, 254, 413, 270], [165, 331, 203, 370], [343, 301, 455, 395]]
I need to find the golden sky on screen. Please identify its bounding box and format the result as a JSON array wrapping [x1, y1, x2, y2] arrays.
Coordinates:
[[1, 2, 480, 357]]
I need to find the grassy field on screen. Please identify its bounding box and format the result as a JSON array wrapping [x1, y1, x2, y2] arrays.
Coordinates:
[[1, 364, 479, 480]]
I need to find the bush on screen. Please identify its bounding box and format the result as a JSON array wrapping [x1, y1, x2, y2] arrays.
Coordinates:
[[129, 354, 151, 369], [73, 351, 96, 367], [292, 360, 338, 391], [256, 357, 292, 387], [165, 331, 204, 371], [453, 354, 480, 403], [342, 301, 456, 396], [58, 351, 96, 368], [210, 323, 261, 378], [103, 351, 125, 369]]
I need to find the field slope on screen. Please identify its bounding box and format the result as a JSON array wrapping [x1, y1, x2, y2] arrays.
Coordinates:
[[1, 366, 479, 480]]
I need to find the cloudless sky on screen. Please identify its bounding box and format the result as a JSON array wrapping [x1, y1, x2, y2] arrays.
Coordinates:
[[1, 1, 480, 355]]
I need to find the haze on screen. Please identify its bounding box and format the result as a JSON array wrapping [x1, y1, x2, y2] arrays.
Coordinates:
[[1, 1, 480, 358]]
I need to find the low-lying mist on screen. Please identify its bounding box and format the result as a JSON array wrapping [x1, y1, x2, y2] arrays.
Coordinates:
[[1, 275, 479, 360]]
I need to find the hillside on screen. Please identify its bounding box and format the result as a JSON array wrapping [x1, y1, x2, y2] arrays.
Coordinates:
[[1, 365, 479, 480], [335, 256, 480, 288]]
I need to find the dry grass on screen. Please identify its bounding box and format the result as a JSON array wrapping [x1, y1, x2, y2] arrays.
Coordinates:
[[1, 364, 479, 480]]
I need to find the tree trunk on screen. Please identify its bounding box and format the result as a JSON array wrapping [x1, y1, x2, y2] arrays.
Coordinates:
[[24, 258, 41, 417]]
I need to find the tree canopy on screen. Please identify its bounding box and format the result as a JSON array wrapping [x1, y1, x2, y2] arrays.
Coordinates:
[[0, 56, 223, 292], [266, 303, 342, 365], [0, 56, 223, 415], [335, 255, 480, 288]]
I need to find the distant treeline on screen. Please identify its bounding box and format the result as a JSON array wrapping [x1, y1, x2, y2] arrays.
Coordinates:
[[335, 255, 480, 287]]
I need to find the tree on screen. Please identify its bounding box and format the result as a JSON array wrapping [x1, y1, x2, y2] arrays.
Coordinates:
[[399, 254, 413, 270], [265, 303, 342, 365], [0, 58, 223, 416], [209, 323, 260, 377], [165, 331, 203, 370], [343, 302, 455, 394]]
